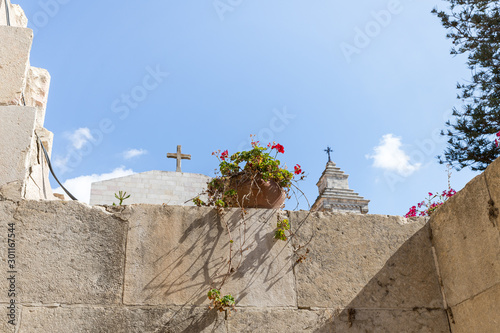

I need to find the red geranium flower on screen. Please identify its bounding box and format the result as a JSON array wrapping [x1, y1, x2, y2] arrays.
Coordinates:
[[220, 150, 228, 161], [294, 164, 302, 175], [271, 144, 285, 154]]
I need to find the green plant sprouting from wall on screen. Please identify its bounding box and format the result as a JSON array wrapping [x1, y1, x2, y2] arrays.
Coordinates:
[[113, 190, 131, 206], [207, 288, 235, 313]]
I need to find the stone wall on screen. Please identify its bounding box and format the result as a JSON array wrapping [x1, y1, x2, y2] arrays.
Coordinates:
[[2, 157, 500, 332], [2, 160, 500, 332], [0, 4, 55, 201], [429, 158, 500, 333], [0, 185, 451, 333], [89, 171, 210, 206]]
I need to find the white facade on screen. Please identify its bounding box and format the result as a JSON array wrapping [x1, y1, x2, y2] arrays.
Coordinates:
[[90, 171, 210, 206]]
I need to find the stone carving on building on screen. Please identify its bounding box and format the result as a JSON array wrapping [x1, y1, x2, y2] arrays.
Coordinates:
[[312, 148, 369, 213]]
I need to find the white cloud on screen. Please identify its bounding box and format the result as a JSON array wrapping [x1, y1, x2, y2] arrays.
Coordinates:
[[52, 167, 134, 204], [67, 127, 93, 150], [53, 128, 95, 174], [366, 134, 421, 177], [123, 148, 147, 160], [53, 155, 71, 174]]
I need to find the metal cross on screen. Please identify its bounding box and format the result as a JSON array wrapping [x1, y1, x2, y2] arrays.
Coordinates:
[[167, 145, 191, 172], [324, 146, 333, 162]]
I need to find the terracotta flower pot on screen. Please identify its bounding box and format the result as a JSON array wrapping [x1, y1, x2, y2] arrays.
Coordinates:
[[233, 176, 286, 209]]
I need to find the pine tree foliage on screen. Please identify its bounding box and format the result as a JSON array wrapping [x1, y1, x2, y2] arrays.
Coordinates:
[[433, 0, 500, 171]]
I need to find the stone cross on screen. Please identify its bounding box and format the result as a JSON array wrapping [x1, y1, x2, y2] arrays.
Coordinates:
[[324, 146, 333, 162], [167, 145, 191, 172]]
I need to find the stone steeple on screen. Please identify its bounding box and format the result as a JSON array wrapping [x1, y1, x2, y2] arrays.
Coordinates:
[[311, 161, 369, 214]]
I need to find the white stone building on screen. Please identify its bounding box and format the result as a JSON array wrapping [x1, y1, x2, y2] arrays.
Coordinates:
[[90, 171, 210, 206]]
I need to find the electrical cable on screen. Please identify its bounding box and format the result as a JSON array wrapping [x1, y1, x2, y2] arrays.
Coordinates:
[[4, 0, 10, 26], [36, 134, 78, 201]]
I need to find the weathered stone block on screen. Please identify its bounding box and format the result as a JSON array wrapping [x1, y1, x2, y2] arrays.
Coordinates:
[[0, 26, 32, 105], [0, 305, 17, 333], [228, 309, 331, 333], [227, 308, 449, 333], [13, 200, 127, 304], [24, 163, 53, 200], [0, 200, 17, 304], [0, 106, 36, 190], [123, 206, 296, 307], [24, 127, 54, 200], [324, 308, 450, 333], [483, 157, 500, 233], [24, 67, 51, 128], [430, 172, 500, 307], [19, 306, 226, 333], [291, 211, 442, 309], [449, 283, 500, 333]]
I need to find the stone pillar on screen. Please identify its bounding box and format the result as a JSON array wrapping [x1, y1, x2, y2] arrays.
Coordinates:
[[0, 2, 55, 200]]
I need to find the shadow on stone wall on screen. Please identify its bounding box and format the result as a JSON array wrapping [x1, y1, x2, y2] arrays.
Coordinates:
[[312, 224, 450, 332], [122, 206, 296, 330]]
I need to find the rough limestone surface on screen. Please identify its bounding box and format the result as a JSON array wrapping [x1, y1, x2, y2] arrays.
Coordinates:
[[483, 157, 500, 234], [227, 308, 331, 333], [290, 211, 443, 310], [123, 206, 296, 307], [0, 26, 32, 105], [228, 308, 450, 333], [0, 1, 28, 27], [10, 200, 127, 304], [24, 127, 55, 200], [24, 67, 51, 128], [430, 171, 500, 307], [0, 200, 17, 303], [448, 283, 500, 333], [0, 106, 37, 190], [18, 306, 227, 333]]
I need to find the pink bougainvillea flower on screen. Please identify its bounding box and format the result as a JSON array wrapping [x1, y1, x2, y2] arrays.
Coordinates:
[[271, 144, 285, 154], [294, 164, 302, 175], [404, 206, 417, 218], [220, 150, 228, 161]]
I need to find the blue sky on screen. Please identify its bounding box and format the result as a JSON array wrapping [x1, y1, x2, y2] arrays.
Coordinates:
[[18, 0, 480, 214]]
